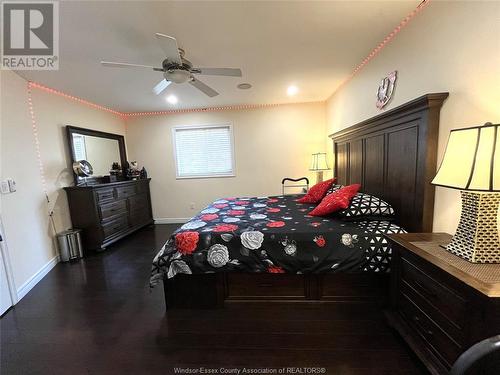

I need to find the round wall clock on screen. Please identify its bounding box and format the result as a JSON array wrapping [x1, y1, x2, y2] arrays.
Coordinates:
[[376, 70, 397, 109]]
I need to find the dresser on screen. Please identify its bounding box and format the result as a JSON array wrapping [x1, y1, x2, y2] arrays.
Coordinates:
[[386, 233, 500, 375], [64, 179, 153, 254]]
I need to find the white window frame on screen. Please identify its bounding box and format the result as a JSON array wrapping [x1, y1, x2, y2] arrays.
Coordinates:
[[172, 123, 236, 179]]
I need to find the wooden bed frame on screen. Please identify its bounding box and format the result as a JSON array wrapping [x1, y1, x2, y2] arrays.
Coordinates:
[[164, 93, 449, 309]]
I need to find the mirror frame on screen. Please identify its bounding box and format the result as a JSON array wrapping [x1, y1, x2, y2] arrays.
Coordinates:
[[66, 125, 127, 185]]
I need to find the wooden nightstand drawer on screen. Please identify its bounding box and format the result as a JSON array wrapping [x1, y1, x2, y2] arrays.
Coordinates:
[[401, 256, 467, 329], [399, 292, 463, 367], [386, 233, 500, 375], [400, 280, 464, 344]]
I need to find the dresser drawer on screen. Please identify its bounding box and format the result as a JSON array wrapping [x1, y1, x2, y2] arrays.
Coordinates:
[[116, 184, 137, 199], [129, 207, 151, 227], [129, 193, 148, 211], [136, 181, 149, 193], [398, 292, 463, 367], [401, 256, 467, 328], [99, 199, 127, 221], [95, 187, 115, 203], [226, 273, 307, 299], [101, 215, 129, 239]]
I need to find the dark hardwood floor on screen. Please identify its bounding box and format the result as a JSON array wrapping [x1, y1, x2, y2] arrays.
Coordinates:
[[1, 224, 427, 374]]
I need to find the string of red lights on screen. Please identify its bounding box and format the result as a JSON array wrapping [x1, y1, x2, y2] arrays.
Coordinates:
[[26, 0, 431, 119], [330, 0, 431, 98], [27, 82, 49, 198]]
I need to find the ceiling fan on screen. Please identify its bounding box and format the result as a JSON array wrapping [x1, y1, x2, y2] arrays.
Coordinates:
[[101, 33, 242, 97]]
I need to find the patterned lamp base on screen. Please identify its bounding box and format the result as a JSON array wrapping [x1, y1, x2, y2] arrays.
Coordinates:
[[447, 191, 500, 263]]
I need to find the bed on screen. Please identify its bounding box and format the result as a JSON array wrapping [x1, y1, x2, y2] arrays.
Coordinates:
[[151, 93, 449, 308]]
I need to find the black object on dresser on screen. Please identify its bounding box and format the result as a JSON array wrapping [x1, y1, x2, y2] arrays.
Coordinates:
[[64, 179, 153, 253], [386, 233, 500, 375]]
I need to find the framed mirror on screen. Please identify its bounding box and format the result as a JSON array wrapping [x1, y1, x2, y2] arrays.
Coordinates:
[[67, 126, 127, 185]]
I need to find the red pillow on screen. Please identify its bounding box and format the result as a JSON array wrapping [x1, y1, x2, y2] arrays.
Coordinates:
[[309, 184, 361, 216], [296, 178, 336, 204]]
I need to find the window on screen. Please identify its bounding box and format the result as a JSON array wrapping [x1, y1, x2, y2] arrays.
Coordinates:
[[172, 124, 235, 179], [72, 134, 87, 161]]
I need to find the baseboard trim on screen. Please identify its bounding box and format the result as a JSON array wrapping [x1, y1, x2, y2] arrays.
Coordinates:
[[16, 255, 60, 301], [154, 218, 190, 224]]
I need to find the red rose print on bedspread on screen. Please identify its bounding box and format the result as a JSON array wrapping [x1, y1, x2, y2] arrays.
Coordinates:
[[228, 210, 245, 216], [314, 235, 326, 247], [267, 198, 279, 203], [267, 207, 280, 213], [235, 200, 250, 205], [175, 231, 199, 255], [267, 265, 285, 273], [213, 224, 238, 233], [214, 203, 228, 209], [266, 221, 285, 228], [200, 214, 218, 221]]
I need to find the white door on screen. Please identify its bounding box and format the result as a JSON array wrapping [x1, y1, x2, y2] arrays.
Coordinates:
[[0, 236, 13, 315]]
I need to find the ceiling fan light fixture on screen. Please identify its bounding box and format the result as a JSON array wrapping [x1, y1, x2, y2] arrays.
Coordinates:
[[166, 95, 178, 105], [102, 34, 242, 98], [164, 69, 191, 84], [287, 85, 299, 96]]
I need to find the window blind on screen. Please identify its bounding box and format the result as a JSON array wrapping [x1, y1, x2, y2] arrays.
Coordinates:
[[173, 125, 234, 178]]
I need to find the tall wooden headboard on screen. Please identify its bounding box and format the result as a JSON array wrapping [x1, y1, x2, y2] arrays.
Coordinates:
[[329, 93, 448, 232]]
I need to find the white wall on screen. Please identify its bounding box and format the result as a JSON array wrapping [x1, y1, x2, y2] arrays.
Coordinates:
[[0, 70, 126, 298], [325, 1, 500, 234], [2, 0, 497, 297], [126, 103, 327, 221]]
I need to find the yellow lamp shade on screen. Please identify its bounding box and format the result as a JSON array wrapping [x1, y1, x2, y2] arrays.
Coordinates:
[[432, 123, 500, 192], [310, 153, 329, 171]]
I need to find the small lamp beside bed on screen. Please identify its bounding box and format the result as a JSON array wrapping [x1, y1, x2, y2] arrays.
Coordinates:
[[310, 152, 330, 184], [431, 122, 500, 263]]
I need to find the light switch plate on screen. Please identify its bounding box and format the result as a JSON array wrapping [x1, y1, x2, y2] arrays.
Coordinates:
[[7, 179, 16, 192], [1, 181, 10, 194]]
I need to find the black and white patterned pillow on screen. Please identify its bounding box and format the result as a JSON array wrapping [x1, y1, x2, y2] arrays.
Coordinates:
[[337, 192, 395, 219], [325, 184, 344, 195]]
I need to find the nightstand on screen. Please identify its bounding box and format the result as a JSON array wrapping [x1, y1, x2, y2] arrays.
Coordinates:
[[386, 233, 500, 375]]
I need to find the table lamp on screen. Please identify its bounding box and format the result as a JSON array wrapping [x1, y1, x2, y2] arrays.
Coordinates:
[[431, 123, 500, 263], [310, 153, 330, 184]]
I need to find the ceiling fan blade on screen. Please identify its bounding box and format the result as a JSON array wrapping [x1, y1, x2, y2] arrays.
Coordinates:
[[155, 33, 182, 65], [189, 77, 219, 97], [101, 61, 159, 70], [152, 79, 172, 95], [195, 68, 242, 77]]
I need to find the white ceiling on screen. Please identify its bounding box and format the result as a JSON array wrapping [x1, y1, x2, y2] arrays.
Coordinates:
[[17, 1, 420, 113]]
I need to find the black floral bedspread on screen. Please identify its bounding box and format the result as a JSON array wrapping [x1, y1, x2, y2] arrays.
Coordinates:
[[150, 195, 406, 287]]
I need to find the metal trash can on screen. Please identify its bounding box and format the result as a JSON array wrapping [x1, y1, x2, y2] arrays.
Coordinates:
[[56, 229, 83, 262]]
